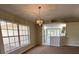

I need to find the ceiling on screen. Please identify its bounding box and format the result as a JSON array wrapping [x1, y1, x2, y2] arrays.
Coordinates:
[[0, 4, 79, 22]]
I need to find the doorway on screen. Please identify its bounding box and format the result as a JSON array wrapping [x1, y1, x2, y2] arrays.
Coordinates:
[[42, 23, 66, 47]]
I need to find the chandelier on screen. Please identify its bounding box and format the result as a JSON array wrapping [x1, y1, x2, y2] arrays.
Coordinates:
[[36, 6, 44, 26]]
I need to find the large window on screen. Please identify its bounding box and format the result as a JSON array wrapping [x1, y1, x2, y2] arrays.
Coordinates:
[[19, 25, 30, 46], [0, 20, 30, 53]]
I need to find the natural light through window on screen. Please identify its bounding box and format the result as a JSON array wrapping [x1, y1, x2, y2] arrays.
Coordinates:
[[0, 20, 30, 53], [19, 25, 30, 46]]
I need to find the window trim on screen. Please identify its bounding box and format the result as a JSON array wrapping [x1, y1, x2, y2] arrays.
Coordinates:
[[0, 20, 30, 53]]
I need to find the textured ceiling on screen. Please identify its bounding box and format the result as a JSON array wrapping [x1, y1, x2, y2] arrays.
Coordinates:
[[0, 4, 79, 22]]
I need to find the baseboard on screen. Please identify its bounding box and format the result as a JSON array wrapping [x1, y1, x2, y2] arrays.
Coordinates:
[[22, 44, 39, 54], [66, 44, 79, 47]]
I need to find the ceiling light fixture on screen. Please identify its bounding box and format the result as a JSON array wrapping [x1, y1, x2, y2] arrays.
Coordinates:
[[36, 6, 44, 26]]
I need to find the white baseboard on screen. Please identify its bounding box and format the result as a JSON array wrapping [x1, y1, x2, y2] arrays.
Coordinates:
[[20, 44, 37, 54], [66, 44, 79, 47]]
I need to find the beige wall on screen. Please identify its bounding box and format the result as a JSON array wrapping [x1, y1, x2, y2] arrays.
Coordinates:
[[66, 22, 79, 46], [33, 25, 42, 45], [37, 26, 42, 45], [0, 9, 38, 53]]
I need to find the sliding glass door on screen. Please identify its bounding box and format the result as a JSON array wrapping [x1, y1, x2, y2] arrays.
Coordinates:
[[49, 28, 61, 46], [42, 28, 61, 46]]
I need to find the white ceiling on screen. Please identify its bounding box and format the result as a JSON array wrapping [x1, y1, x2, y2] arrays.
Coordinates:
[[0, 4, 79, 22]]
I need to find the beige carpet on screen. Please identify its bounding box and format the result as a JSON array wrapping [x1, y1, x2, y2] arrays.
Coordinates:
[[23, 46, 79, 54]]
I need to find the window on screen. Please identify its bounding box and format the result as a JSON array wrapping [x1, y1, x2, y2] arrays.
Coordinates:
[[0, 20, 30, 53], [48, 28, 61, 36], [0, 21, 19, 52], [19, 25, 30, 46]]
